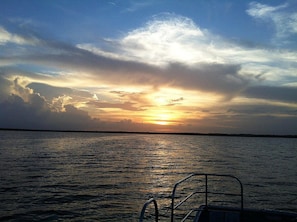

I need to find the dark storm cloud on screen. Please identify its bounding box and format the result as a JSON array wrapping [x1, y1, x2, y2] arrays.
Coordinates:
[[0, 76, 98, 130], [0, 94, 92, 130]]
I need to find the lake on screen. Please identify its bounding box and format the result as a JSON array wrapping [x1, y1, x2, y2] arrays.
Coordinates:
[[0, 130, 296, 221]]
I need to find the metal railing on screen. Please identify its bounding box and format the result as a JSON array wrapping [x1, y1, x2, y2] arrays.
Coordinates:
[[139, 173, 243, 222], [171, 173, 243, 222], [139, 198, 159, 222]]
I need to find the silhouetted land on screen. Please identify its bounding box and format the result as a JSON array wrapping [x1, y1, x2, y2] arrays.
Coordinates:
[[1, 128, 296, 138]]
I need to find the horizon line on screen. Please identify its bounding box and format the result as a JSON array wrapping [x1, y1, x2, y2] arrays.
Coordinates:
[[1, 128, 296, 139]]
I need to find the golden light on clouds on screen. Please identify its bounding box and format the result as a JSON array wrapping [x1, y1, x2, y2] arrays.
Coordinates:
[[1, 2, 297, 135], [149, 112, 176, 126]]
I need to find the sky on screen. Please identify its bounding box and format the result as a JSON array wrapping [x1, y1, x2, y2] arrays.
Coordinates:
[[0, 0, 297, 135]]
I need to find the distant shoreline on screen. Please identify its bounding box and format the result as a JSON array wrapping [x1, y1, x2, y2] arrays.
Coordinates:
[[1, 128, 296, 138]]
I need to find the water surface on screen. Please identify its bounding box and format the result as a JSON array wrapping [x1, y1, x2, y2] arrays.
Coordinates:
[[0, 131, 296, 221]]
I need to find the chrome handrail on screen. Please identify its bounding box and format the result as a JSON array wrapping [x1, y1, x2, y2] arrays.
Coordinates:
[[139, 198, 159, 222], [171, 173, 243, 222], [139, 173, 243, 222]]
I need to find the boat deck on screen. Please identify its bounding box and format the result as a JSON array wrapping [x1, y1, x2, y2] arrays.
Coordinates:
[[139, 173, 297, 222], [194, 205, 297, 222]]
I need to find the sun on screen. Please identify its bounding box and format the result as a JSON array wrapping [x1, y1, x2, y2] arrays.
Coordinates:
[[156, 121, 168, 125], [154, 113, 171, 125], [144, 88, 186, 127], [144, 110, 179, 126]]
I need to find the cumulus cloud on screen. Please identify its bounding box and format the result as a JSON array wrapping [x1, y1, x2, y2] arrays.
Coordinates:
[[77, 14, 297, 90], [0, 96, 97, 130], [0, 76, 97, 130], [116, 14, 206, 65]]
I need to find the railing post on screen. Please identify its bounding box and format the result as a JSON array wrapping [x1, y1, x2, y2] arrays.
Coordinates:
[[170, 174, 194, 222], [205, 174, 208, 207], [171, 195, 174, 222], [139, 198, 159, 222], [171, 185, 176, 222]]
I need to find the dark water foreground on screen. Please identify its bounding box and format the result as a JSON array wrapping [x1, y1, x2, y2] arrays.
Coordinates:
[[0, 131, 296, 221]]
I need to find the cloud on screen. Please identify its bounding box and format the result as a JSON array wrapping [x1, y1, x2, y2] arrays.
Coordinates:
[[246, 2, 288, 18], [247, 1, 297, 43], [1, 71, 159, 130], [1, 15, 296, 93], [87, 100, 145, 111], [0, 26, 40, 45], [227, 103, 297, 117], [0, 75, 151, 131], [0, 75, 91, 129], [0, 21, 249, 99], [1, 12, 297, 134], [1, 14, 296, 109], [27, 82, 74, 100], [0, 75, 12, 101], [0, 95, 98, 130], [78, 14, 297, 91], [115, 14, 206, 65], [1, 74, 296, 134], [243, 85, 297, 103], [0, 76, 100, 130]]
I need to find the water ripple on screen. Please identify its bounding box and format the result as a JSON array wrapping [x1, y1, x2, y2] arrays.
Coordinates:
[[0, 131, 296, 221]]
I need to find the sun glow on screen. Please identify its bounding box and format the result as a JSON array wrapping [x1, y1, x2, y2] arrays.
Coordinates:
[[143, 89, 186, 126], [155, 113, 171, 125], [144, 110, 179, 126]]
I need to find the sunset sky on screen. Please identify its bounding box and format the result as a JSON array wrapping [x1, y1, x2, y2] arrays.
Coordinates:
[[1, 0, 297, 135]]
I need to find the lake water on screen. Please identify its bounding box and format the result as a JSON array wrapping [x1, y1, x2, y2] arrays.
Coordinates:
[[0, 131, 296, 221]]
